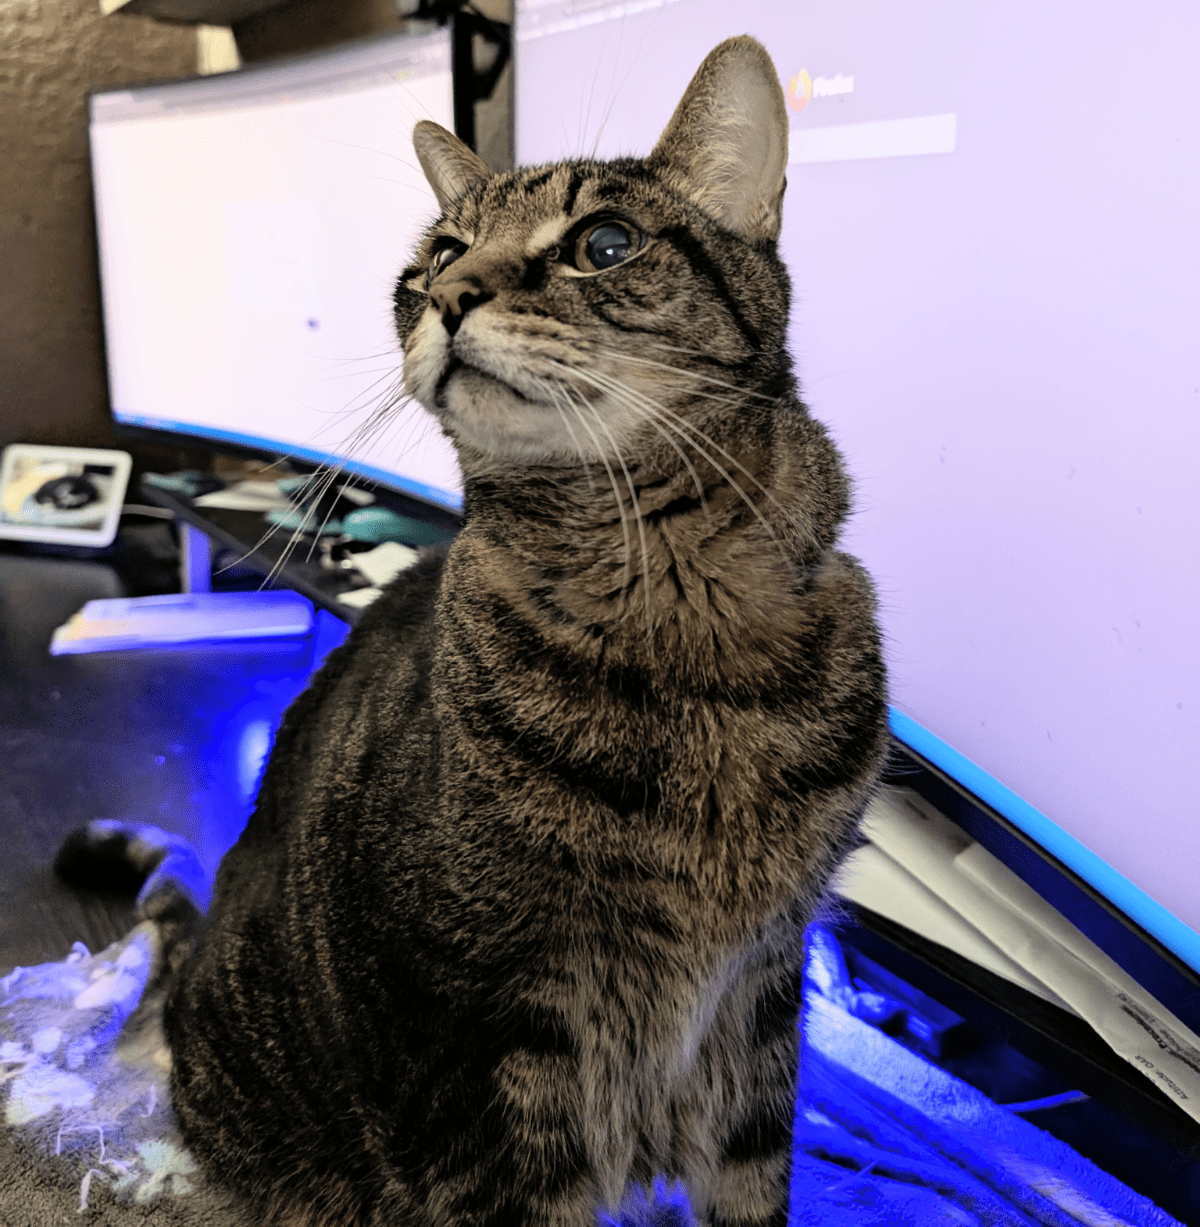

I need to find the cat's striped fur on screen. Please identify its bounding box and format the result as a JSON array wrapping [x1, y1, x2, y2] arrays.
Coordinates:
[[96, 37, 887, 1226]]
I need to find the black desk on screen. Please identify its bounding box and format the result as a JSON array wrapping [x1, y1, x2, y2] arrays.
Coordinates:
[[0, 548, 320, 972]]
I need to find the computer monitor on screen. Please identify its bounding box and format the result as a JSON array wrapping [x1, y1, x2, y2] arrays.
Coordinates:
[[89, 27, 462, 513], [515, 0, 1200, 969]]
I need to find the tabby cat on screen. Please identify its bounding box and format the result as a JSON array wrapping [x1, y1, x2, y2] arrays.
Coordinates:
[[91, 36, 888, 1227]]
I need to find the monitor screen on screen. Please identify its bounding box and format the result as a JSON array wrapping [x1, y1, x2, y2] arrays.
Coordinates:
[[515, 1, 1200, 963], [90, 27, 462, 512]]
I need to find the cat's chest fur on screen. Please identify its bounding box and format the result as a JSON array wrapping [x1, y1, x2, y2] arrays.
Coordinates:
[[432, 513, 831, 931]]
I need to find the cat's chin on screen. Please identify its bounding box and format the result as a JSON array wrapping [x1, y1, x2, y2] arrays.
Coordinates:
[[436, 363, 587, 464]]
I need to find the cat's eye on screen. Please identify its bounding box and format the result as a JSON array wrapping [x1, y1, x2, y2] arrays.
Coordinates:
[[427, 240, 468, 285], [577, 222, 640, 272]]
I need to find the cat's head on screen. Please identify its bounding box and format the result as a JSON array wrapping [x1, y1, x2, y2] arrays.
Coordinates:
[[395, 36, 792, 470]]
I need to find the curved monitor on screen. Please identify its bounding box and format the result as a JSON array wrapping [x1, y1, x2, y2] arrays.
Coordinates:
[[515, 0, 1200, 969], [89, 28, 462, 513]]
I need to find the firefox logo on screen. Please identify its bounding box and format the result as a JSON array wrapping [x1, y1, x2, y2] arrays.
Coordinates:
[[786, 69, 812, 112]]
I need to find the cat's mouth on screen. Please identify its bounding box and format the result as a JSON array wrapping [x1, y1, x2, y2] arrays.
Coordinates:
[[417, 330, 625, 462], [430, 350, 614, 462], [434, 356, 533, 410]]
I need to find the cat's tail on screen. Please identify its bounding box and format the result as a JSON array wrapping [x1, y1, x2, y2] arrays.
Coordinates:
[[54, 820, 210, 977]]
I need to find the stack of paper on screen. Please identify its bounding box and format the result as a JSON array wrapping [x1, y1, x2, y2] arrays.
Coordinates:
[[835, 788, 1200, 1124]]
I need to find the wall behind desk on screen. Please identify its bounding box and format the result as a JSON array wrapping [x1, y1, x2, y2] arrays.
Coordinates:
[[0, 0, 197, 458]]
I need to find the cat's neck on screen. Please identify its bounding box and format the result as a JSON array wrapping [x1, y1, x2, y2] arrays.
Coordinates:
[[445, 406, 840, 678]]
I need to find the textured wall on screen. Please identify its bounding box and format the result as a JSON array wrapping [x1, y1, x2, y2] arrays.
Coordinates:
[[0, 0, 196, 452]]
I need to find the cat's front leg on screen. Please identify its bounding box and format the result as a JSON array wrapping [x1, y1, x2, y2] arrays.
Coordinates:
[[672, 962, 801, 1227], [402, 1035, 604, 1227]]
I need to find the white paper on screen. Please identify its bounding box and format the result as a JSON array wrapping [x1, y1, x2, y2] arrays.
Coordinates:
[[955, 839, 1200, 1119], [833, 843, 1075, 1009], [351, 541, 419, 588], [193, 481, 293, 512], [336, 586, 382, 609], [861, 790, 1200, 1123]]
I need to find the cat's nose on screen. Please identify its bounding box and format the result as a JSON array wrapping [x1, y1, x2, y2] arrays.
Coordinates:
[[430, 276, 493, 337]]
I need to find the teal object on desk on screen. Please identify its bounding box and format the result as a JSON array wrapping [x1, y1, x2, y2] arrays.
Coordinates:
[[265, 508, 343, 535], [342, 507, 454, 546]]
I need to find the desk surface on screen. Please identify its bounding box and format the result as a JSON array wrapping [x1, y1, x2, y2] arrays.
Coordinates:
[[0, 549, 317, 972]]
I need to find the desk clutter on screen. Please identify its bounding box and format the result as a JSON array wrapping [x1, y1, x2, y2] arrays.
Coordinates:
[[836, 790, 1200, 1127], [144, 471, 452, 548], [134, 469, 456, 619], [15, 468, 443, 654]]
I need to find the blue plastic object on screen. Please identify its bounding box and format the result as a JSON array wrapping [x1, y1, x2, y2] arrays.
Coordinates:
[[49, 591, 315, 655]]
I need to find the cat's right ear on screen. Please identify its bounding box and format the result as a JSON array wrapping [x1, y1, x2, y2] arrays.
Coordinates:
[[649, 37, 788, 242], [412, 121, 493, 211]]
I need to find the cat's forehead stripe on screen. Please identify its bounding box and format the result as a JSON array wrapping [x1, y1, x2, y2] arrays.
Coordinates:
[[520, 167, 556, 194], [525, 216, 570, 258], [561, 169, 586, 217]]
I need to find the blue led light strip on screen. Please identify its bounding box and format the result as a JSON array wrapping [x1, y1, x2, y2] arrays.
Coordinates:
[[888, 706, 1200, 976], [116, 414, 463, 513]]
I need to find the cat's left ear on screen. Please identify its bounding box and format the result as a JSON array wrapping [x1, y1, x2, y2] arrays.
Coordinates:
[[413, 120, 493, 211], [649, 37, 788, 242]]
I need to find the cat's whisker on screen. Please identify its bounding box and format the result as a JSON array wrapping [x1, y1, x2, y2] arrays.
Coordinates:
[[559, 389, 634, 592], [278, 468, 342, 578], [596, 366, 792, 525], [640, 336, 782, 365], [226, 465, 336, 583], [634, 334, 785, 367], [634, 408, 789, 560], [310, 341, 402, 367], [559, 364, 708, 514], [239, 447, 362, 580], [591, 348, 786, 432], [662, 439, 788, 561], [564, 366, 788, 560], [248, 381, 412, 583], [594, 344, 781, 405], [530, 375, 597, 495], [305, 475, 351, 563], [644, 399, 788, 521], [577, 396, 654, 646], [310, 365, 404, 386], [298, 470, 349, 567]]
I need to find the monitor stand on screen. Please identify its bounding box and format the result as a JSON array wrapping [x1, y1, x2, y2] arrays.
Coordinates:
[[180, 520, 214, 594]]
